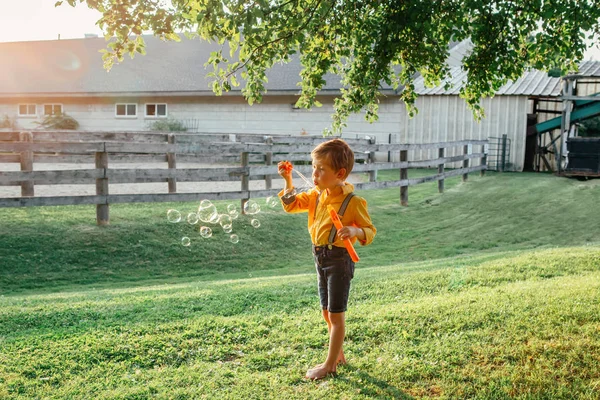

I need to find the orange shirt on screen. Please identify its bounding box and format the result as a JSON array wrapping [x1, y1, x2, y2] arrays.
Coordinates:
[[278, 183, 376, 247]]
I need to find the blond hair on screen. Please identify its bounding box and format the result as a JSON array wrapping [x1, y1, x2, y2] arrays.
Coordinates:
[[311, 138, 354, 179]]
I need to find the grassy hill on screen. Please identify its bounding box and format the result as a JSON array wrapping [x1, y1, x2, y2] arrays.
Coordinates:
[[1, 172, 599, 398]]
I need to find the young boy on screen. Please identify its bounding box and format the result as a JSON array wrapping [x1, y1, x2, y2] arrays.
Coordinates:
[[277, 138, 376, 380]]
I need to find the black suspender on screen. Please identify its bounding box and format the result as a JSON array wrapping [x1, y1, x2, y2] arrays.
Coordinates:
[[313, 190, 355, 246], [328, 193, 355, 245]]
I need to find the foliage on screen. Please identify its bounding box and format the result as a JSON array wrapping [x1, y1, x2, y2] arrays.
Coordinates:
[[0, 114, 18, 129], [578, 115, 600, 137], [56, 0, 600, 133], [34, 112, 80, 130], [147, 118, 188, 132]]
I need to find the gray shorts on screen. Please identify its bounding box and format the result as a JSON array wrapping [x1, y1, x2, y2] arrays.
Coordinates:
[[312, 245, 355, 313]]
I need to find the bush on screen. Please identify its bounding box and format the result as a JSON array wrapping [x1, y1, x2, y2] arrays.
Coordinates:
[[148, 119, 188, 132], [35, 113, 79, 130], [578, 116, 600, 137], [0, 115, 17, 129]]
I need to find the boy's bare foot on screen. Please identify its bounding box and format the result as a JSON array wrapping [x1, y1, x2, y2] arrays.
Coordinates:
[[314, 353, 346, 369], [305, 364, 336, 380]]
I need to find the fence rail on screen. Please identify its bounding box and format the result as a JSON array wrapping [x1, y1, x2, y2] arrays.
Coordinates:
[[0, 131, 487, 224]]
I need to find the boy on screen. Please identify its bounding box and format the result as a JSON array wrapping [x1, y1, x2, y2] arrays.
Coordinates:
[[277, 138, 376, 380]]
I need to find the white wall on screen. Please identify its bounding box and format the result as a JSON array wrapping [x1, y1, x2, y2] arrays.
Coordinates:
[[1, 94, 528, 169]]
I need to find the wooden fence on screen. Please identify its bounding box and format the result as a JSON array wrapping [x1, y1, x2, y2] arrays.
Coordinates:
[[0, 131, 487, 225]]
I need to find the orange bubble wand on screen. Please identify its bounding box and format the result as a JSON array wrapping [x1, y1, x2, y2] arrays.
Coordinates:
[[327, 205, 360, 263]]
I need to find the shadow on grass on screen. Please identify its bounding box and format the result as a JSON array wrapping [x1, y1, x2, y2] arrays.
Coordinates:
[[335, 365, 414, 399]]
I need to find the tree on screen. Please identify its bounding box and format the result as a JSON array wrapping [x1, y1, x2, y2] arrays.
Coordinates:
[[57, 0, 600, 133]]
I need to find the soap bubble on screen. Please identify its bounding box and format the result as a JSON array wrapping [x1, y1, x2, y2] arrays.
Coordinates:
[[198, 202, 219, 223], [223, 225, 233, 233], [181, 237, 191, 247], [199, 199, 212, 209], [266, 196, 279, 208], [243, 200, 261, 215], [229, 234, 239, 244], [187, 212, 199, 225], [167, 209, 181, 223], [219, 214, 232, 228], [251, 219, 261, 228], [227, 204, 239, 219], [199, 226, 213, 238]]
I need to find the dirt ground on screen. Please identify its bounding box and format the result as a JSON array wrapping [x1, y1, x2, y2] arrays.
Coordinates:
[[0, 162, 365, 197]]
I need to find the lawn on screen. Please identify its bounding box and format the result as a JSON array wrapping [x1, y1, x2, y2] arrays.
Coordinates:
[[1, 171, 599, 398]]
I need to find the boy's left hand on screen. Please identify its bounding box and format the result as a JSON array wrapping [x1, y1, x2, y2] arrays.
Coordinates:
[[337, 226, 363, 241]]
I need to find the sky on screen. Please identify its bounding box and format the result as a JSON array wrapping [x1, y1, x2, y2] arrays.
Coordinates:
[[0, 1, 599, 60]]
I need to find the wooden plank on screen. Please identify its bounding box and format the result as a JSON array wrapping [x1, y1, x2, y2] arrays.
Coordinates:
[[0, 195, 106, 207], [0, 169, 103, 184], [106, 167, 244, 181], [0, 142, 104, 153], [375, 140, 488, 152], [95, 151, 109, 226], [19, 132, 34, 197], [0, 132, 20, 141], [0, 154, 21, 163]]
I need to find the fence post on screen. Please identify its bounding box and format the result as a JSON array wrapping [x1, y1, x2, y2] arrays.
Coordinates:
[[167, 134, 177, 193], [501, 134, 508, 172], [241, 151, 249, 213], [438, 147, 445, 193], [19, 132, 34, 197], [400, 149, 408, 206], [368, 150, 377, 183], [95, 145, 109, 226], [462, 145, 469, 182], [265, 136, 273, 190], [481, 144, 487, 177]]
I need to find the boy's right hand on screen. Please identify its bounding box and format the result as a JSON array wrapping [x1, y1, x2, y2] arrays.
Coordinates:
[[278, 161, 293, 180]]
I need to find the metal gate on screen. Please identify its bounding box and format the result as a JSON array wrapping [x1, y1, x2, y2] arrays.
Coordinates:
[[487, 135, 512, 171]]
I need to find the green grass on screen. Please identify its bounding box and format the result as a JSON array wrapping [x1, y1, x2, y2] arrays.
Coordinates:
[[1, 171, 600, 398]]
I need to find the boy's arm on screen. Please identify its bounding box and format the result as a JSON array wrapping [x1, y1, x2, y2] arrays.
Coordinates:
[[277, 161, 312, 213], [352, 198, 376, 246]]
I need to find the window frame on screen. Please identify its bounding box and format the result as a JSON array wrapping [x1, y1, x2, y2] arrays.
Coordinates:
[[115, 103, 138, 118], [43, 103, 63, 116], [144, 103, 168, 118], [18, 104, 37, 117]]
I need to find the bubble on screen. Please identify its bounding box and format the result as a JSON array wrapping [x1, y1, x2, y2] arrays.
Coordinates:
[[199, 199, 212, 209], [243, 200, 261, 215], [187, 212, 199, 225], [181, 237, 191, 246], [198, 202, 219, 223], [219, 214, 232, 228], [167, 209, 181, 223], [227, 204, 239, 219], [266, 196, 279, 208], [199, 226, 213, 238], [251, 219, 261, 228], [223, 225, 233, 233], [229, 234, 239, 244]]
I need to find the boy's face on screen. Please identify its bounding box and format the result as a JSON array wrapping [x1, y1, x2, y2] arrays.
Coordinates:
[[312, 156, 346, 191]]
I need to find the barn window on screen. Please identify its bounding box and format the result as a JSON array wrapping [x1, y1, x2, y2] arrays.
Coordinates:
[[44, 104, 63, 115], [145, 103, 167, 118], [18, 104, 37, 116], [115, 103, 137, 117]]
